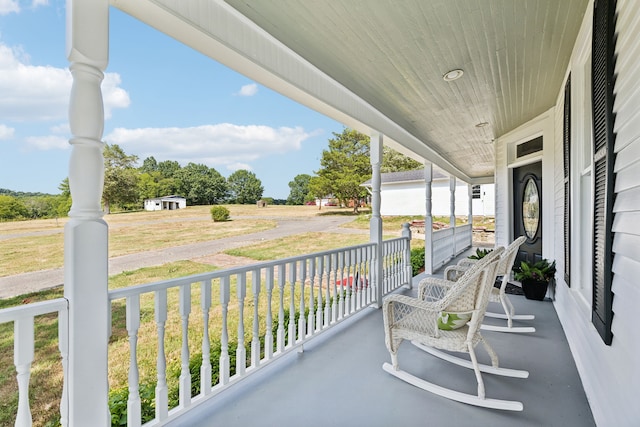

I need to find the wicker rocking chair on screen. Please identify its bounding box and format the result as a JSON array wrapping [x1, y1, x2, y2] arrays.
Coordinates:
[[447, 236, 532, 333], [382, 247, 528, 411]]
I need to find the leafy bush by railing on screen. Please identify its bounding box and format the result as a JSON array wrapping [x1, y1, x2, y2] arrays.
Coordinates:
[[410, 247, 424, 276]]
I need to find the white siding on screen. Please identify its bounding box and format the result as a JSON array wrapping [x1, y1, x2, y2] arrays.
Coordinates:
[[551, 0, 640, 425], [379, 180, 476, 217]]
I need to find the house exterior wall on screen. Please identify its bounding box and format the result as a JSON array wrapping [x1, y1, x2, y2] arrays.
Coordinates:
[[497, 1, 640, 423], [380, 180, 491, 217]]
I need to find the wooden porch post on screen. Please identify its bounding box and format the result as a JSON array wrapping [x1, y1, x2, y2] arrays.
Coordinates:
[[424, 163, 433, 275], [64, 1, 110, 425], [450, 176, 456, 257], [369, 132, 384, 308], [468, 184, 474, 248]]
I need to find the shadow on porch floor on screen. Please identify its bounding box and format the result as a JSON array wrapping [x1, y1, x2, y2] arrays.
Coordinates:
[[168, 250, 594, 427]]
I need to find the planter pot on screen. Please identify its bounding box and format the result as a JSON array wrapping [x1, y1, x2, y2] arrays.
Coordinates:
[[521, 279, 549, 300]]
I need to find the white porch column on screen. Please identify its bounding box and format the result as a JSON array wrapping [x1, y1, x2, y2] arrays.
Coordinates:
[[424, 163, 433, 275], [468, 184, 474, 248], [65, 1, 110, 425], [369, 132, 384, 308], [449, 176, 456, 257]]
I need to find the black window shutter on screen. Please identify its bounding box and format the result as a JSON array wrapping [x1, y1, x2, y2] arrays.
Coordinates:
[[591, 0, 616, 345], [563, 76, 571, 287]]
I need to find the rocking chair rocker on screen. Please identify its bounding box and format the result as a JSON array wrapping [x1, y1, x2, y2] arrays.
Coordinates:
[[447, 236, 533, 333], [382, 247, 528, 411]]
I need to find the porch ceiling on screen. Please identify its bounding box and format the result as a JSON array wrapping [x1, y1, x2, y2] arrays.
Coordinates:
[[111, 0, 588, 183]]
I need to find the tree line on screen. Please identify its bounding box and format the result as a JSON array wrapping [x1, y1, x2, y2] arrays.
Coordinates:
[[1, 128, 421, 220]]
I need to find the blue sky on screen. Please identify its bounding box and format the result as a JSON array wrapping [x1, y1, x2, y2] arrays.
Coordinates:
[[0, 1, 344, 199]]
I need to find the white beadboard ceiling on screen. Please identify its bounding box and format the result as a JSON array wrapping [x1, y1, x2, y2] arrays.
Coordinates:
[[112, 0, 588, 183]]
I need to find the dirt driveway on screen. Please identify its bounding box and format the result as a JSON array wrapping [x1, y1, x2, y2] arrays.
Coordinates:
[[0, 215, 364, 299]]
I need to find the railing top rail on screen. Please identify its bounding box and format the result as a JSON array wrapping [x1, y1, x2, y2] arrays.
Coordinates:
[[109, 242, 378, 300], [382, 236, 410, 245], [0, 297, 68, 324]]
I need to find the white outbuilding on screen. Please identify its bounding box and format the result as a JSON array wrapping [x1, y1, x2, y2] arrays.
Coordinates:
[[143, 195, 187, 211]]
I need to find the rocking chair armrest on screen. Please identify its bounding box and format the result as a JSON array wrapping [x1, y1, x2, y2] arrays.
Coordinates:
[[383, 294, 443, 313], [417, 277, 455, 300], [457, 258, 477, 267], [444, 265, 471, 281]]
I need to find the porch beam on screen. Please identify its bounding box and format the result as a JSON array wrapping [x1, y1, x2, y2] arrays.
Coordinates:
[[64, 1, 110, 425], [369, 132, 383, 307], [424, 163, 433, 275]]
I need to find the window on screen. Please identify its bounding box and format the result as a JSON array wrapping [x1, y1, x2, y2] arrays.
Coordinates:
[[471, 185, 481, 199]]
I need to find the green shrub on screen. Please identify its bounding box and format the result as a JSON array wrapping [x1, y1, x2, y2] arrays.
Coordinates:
[[410, 247, 425, 276], [210, 205, 230, 222], [468, 247, 493, 260], [108, 383, 156, 426]]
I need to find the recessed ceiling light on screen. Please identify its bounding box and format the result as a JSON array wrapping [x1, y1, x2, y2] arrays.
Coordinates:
[[475, 122, 489, 128], [443, 69, 464, 82]]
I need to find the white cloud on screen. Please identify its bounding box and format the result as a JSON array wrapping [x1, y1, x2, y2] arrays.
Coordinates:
[[25, 135, 68, 150], [105, 123, 311, 170], [237, 83, 258, 96], [0, 43, 130, 122], [0, 1, 20, 15], [0, 124, 15, 139], [0, 0, 48, 15]]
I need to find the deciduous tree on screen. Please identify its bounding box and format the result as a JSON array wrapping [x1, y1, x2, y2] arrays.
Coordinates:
[[103, 143, 140, 214], [227, 170, 264, 204], [175, 163, 228, 205], [286, 174, 312, 205], [316, 128, 370, 212]]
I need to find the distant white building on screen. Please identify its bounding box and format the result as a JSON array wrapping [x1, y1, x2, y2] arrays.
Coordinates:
[[143, 195, 187, 211], [361, 170, 494, 217]]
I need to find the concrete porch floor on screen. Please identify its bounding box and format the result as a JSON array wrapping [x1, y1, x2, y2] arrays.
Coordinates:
[[168, 250, 595, 427]]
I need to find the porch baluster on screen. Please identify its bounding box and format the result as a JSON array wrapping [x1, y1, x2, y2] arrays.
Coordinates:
[[312, 257, 321, 332], [366, 246, 373, 304], [265, 266, 275, 359], [200, 280, 212, 395], [220, 276, 231, 385], [58, 306, 69, 427], [299, 260, 307, 341], [338, 252, 345, 319], [344, 250, 351, 316], [14, 317, 34, 426], [126, 295, 141, 427], [154, 289, 168, 421], [307, 258, 315, 334], [277, 264, 286, 353], [287, 262, 296, 348], [251, 269, 261, 367], [331, 253, 338, 323], [178, 284, 191, 408], [316, 256, 324, 331], [324, 254, 332, 326], [354, 248, 362, 311], [236, 273, 247, 375]]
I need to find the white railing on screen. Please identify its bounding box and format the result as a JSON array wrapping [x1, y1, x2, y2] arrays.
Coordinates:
[[381, 236, 413, 295], [432, 223, 473, 271], [0, 238, 411, 427], [0, 298, 69, 427], [107, 239, 411, 426]]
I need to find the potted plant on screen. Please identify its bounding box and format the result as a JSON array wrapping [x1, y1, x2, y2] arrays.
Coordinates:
[[513, 258, 556, 300]]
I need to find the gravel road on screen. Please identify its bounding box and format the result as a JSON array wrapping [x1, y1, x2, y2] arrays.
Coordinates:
[[0, 215, 366, 299]]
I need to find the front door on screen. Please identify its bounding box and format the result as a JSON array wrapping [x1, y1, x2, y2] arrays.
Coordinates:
[[513, 161, 542, 266]]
